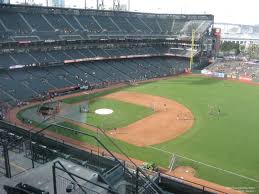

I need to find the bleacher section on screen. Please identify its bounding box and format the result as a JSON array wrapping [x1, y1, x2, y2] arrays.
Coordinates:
[[0, 46, 168, 69], [0, 4, 213, 107], [0, 4, 213, 42], [0, 57, 193, 104]]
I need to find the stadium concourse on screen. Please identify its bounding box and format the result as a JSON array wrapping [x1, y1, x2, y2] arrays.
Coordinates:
[[0, 3, 226, 194]]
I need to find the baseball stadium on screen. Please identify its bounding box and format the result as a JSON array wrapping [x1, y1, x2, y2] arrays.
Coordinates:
[[0, 1, 259, 194]]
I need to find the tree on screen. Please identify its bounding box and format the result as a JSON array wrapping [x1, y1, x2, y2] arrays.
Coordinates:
[[220, 41, 240, 55], [246, 44, 257, 58], [239, 45, 246, 54]]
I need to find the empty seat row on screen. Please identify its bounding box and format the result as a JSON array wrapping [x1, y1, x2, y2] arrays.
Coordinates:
[[0, 57, 191, 105], [0, 46, 170, 69], [0, 6, 212, 42]]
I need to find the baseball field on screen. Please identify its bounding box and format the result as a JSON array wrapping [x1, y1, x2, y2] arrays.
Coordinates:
[[17, 75, 259, 192]]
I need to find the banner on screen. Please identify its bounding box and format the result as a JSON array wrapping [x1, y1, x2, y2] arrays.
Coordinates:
[[202, 70, 252, 82], [80, 85, 89, 90], [214, 72, 224, 78], [201, 69, 224, 78], [201, 69, 208, 74], [239, 76, 252, 81]]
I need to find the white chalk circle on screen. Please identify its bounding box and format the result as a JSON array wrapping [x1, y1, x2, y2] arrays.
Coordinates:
[[95, 108, 113, 115]]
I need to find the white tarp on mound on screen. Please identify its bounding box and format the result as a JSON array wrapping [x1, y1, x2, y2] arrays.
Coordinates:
[[95, 109, 113, 115]]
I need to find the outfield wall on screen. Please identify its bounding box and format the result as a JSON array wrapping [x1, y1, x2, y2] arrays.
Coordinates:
[[201, 69, 254, 82]]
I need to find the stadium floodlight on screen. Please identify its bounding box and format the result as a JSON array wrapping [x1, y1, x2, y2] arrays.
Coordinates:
[[113, 0, 120, 10], [97, 0, 104, 10]]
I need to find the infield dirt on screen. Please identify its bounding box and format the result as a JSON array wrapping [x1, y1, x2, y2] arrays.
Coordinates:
[[103, 91, 194, 146]]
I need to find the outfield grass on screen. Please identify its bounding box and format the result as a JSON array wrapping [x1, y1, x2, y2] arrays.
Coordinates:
[[126, 77, 259, 176], [86, 98, 153, 130], [124, 76, 259, 187], [17, 76, 259, 191]]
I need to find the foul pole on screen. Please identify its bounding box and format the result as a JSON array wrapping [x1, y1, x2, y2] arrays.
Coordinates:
[[189, 29, 195, 72]]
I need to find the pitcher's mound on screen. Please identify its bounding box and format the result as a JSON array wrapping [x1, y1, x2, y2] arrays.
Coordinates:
[[95, 108, 114, 115]]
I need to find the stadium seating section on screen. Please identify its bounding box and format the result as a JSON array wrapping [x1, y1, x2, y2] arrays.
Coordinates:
[[0, 56, 193, 104], [0, 46, 169, 69], [0, 5, 213, 42], [0, 5, 211, 105]]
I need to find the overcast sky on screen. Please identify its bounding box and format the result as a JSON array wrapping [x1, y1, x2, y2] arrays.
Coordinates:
[[11, 0, 259, 25]]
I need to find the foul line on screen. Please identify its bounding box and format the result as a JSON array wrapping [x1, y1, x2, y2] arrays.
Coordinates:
[[148, 146, 259, 183]]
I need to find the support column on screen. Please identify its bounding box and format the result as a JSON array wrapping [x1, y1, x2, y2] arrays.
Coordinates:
[[3, 143, 11, 178], [52, 164, 57, 194]]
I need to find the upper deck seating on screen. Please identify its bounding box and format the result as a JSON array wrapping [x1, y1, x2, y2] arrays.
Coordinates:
[[0, 5, 212, 42]]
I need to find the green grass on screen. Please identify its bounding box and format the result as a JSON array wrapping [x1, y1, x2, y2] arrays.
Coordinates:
[[48, 121, 258, 190], [126, 77, 259, 176], [86, 98, 153, 130], [17, 76, 259, 191], [124, 76, 259, 188]]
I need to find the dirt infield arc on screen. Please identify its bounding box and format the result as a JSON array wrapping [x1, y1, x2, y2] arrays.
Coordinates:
[[103, 91, 194, 146]]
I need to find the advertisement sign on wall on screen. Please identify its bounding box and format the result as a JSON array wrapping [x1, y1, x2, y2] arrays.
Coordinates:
[[202, 70, 252, 82], [239, 76, 252, 81], [201, 69, 224, 78]]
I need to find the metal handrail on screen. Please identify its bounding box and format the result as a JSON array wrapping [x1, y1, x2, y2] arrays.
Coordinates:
[[53, 123, 164, 194]]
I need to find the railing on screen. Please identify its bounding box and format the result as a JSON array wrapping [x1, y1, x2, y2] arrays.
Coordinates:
[[52, 123, 164, 194], [53, 160, 118, 194], [0, 120, 163, 193], [56, 175, 101, 194], [0, 119, 229, 194]]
